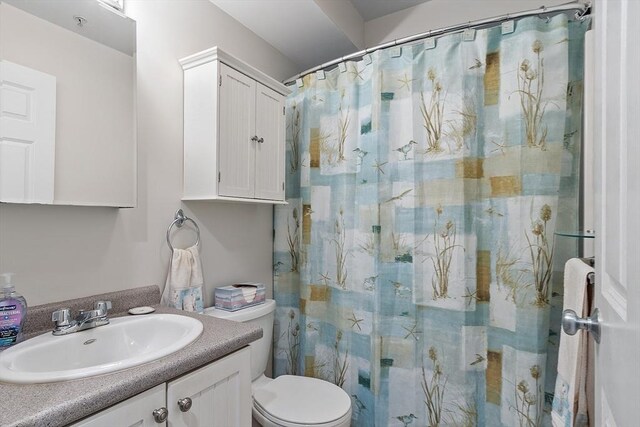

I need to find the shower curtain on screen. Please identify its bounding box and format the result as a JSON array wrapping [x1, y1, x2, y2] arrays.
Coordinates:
[[274, 15, 588, 427]]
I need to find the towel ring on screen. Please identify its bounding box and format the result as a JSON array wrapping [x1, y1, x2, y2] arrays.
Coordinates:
[[166, 209, 200, 251]]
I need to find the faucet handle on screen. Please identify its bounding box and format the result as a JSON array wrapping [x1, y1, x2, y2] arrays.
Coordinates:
[[94, 300, 112, 315], [52, 308, 71, 327]]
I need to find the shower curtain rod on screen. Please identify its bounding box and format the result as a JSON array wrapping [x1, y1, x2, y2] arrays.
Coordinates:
[[283, 1, 590, 86]]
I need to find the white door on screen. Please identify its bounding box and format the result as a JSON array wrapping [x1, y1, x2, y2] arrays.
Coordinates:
[[0, 60, 56, 203], [593, 0, 640, 425], [70, 384, 167, 427], [254, 82, 285, 201], [218, 63, 256, 199], [167, 347, 251, 427]]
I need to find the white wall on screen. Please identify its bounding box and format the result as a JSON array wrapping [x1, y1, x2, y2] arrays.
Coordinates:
[[0, 0, 298, 306], [364, 0, 577, 46]]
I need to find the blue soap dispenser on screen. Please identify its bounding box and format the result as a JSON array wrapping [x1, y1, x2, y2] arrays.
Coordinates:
[[0, 273, 27, 350]]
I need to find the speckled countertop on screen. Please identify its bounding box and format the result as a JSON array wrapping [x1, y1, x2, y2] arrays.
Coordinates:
[[0, 286, 262, 427]]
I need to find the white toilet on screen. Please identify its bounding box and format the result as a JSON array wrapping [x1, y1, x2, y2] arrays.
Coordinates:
[[204, 299, 352, 427]]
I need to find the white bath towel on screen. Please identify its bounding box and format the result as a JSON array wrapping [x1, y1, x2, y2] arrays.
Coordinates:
[[552, 258, 594, 427], [161, 245, 204, 313]]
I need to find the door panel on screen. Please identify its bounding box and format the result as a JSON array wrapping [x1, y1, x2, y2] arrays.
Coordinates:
[[0, 60, 56, 203], [167, 347, 251, 427], [218, 63, 256, 198], [254, 83, 285, 201], [594, 0, 640, 425], [70, 384, 166, 427]]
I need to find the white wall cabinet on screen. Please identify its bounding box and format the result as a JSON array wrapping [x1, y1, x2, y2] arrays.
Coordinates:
[[71, 347, 251, 427], [180, 47, 289, 204]]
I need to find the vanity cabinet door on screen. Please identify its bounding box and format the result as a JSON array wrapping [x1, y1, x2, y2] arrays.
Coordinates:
[[167, 346, 251, 427], [70, 383, 167, 427]]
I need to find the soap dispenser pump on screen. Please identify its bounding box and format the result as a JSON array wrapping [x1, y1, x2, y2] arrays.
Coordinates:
[[0, 273, 27, 350]]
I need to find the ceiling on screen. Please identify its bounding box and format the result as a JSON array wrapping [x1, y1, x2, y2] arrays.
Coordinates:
[[350, 0, 429, 21], [211, 0, 430, 74]]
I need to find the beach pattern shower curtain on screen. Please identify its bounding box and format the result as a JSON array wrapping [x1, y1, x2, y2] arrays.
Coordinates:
[[274, 15, 588, 426]]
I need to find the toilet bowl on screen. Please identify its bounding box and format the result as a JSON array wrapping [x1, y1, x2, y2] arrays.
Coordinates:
[[204, 300, 352, 427]]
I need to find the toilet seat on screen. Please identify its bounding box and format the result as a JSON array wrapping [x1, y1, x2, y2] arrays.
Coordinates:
[[253, 375, 352, 427]]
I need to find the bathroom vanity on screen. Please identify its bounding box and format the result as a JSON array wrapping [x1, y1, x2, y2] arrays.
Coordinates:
[[71, 347, 251, 426], [0, 286, 261, 427]]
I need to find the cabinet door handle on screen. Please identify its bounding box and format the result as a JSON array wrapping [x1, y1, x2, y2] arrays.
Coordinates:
[[257, 137, 264, 144], [152, 407, 169, 423], [177, 397, 193, 412], [251, 135, 259, 142]]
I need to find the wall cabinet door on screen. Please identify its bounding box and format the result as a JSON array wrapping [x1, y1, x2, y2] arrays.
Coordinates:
[[218, 63, 256, 199], [218, 65, 285, 201], [254, 83, 285, 201], [70, 383, 167, 427], [166, 347, 251, 427]]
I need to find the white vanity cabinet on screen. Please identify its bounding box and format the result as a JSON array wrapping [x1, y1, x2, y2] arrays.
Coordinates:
[[69, 384, 166, 427], [180, 47, 290, 204], [167, 345, 251, 426], [71, 347, 251, 427]]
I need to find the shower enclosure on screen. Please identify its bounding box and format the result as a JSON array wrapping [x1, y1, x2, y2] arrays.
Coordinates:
[[274, 4, 590, 426]]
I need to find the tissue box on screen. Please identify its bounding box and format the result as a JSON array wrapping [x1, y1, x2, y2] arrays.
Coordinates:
[[214, 283, 266, 311]]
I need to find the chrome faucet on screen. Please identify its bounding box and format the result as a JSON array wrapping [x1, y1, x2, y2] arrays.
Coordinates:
[[51, 300, 112, 335]]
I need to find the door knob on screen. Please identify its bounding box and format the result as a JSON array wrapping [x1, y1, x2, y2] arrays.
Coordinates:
[[562, 308, 601, 343], [152, 407, 169, 423], [177, 397, 193, 412]]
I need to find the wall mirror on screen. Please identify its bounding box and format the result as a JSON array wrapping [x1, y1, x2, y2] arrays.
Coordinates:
[[0, 0, 136, 207]]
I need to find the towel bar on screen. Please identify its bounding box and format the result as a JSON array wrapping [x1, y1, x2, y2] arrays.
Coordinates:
[[166, 209, 200, 251]]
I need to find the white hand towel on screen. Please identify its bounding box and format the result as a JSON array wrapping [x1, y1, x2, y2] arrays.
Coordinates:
[[552, 258, 594, 427], [161, 245, 204, 313]]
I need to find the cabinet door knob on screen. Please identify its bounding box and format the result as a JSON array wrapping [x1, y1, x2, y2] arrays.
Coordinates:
[[251, 135, 259, 142], [177, 397, 193, 412], [257, 137, 264, 144], [152, 407, 169, 423]]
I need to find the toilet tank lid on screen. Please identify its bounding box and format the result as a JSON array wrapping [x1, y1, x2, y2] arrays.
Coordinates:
[[204, 299, 275, 322]]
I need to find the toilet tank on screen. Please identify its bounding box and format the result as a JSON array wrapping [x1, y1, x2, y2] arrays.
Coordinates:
[[204, 299, 275, 382]]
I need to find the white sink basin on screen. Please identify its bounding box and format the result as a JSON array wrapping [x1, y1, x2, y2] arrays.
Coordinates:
[[0, 313, 203, 384]]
